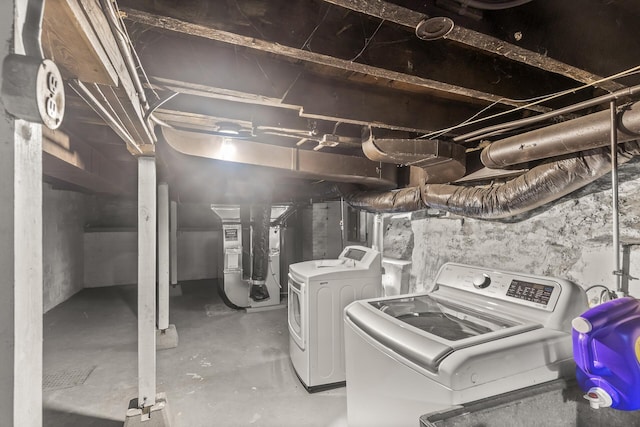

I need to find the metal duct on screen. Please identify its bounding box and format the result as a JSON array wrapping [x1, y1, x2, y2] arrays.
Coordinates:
[[162, 127, 397, 189], [362, 132, 466, 183], [250, 204, 271, 302], [344, 142, 640, 219], [481, 102, 640, 169]]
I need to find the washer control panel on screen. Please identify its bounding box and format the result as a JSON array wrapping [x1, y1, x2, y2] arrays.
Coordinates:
[[435, 263, 562, 311]]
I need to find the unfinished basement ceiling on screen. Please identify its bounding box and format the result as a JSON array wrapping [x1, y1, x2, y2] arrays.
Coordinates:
[[46, 0, 640, 208]]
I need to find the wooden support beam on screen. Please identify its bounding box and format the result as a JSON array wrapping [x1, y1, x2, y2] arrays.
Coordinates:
[[134, 27, 556, 113], [284, 74, 485, 133], [154, 76, 515, 135], [42, 127, 134, 194], [156, 93, 329, 134], [121, 7, 548, 111], [43, 1, 156, 153], [137, 156, 156, 409], [42, 0, 118, 85], [321, 0, 624, 92], [147, 76, 294, 109], [1, 2, 42, 426], [68, 80, 155, 155]]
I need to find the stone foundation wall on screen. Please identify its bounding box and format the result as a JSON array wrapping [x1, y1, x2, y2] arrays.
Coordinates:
[[390, 160, 640, 300]]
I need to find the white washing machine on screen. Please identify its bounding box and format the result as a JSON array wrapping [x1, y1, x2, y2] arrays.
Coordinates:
[[344, 262, 589, 427], [288, 245, 381, 392]]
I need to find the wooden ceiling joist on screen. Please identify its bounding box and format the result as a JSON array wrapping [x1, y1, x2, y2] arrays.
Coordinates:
[[42, 127, 134, 195], [321, 0, 624, 93], [121, 7, 549, 113]]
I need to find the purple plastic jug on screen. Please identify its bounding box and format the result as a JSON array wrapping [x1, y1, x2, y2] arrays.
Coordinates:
[[572, 297, 640, 410]]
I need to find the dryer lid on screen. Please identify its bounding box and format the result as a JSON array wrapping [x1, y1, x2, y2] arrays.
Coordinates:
[[346, 295, 541, 372]]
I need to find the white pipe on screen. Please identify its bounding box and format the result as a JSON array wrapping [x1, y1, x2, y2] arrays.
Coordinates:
[[157, 183, 169, 331]]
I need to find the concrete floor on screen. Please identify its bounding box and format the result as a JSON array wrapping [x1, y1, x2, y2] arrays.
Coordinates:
[[43, 281, 347, 427]]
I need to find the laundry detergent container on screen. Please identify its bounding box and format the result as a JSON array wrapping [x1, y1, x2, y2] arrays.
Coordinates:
[[571, 297, 640, 410]]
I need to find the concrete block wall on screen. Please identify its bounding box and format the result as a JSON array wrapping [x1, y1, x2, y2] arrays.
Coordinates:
[[43, 185, 86, 312], [405, 160, 640, 300]]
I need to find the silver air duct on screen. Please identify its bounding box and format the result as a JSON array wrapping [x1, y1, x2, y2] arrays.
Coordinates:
[[344, 96, 640, 219], [362, 131, 467, 184], [481, 102, 640, 169], [344, 142, 640, 219]]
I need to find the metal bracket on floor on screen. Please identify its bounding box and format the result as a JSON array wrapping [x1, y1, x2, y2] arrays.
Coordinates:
[[124, 393, 174, 427]]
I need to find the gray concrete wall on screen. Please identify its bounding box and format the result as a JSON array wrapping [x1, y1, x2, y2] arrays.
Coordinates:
[[84, 230, 220, 287], [83, 199, 221, 286], [177, 230, 220, 281], [43, 184, 86, 312], [83, 230, 137, 287], [405, 160, 640, 302]]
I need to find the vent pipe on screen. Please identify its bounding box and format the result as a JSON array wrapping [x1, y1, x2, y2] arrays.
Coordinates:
[[481, 101, 640, 169]]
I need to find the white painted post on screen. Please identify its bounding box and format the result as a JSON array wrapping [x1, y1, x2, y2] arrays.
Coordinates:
[[158, 183, 169, 331], [0, 1, 43, 426], [170, 201, 178, 285], [138, 157, 156, 409]]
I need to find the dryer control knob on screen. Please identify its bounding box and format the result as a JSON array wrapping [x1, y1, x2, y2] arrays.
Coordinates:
[[473, 274, 491, 289]]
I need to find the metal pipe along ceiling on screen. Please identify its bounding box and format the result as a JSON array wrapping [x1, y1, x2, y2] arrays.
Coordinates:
[[345, 99, 640, 218], [481, 101, 640, 169]]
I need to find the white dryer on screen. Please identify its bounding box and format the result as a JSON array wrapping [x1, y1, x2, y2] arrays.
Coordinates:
[[288, 246, 381, 392], [344, 262, 589, 427]]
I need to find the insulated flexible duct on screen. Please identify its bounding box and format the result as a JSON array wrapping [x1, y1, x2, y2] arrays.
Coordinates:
[[344, 142, 640, 219], [250, 204, 271, 302]]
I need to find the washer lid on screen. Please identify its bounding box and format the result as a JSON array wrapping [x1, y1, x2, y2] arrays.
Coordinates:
[[346, 295, 541, 372]]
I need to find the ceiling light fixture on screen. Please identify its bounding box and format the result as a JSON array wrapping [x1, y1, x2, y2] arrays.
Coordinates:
[[216, 121, 241, 136], [220, 137, 236, 160]]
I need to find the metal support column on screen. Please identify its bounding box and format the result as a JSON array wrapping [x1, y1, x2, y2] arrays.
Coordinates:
[[158, 183, 169, 331], [610, 100, 623, 295], [0, 1, 43, 426], [138, 157, 156, 410]]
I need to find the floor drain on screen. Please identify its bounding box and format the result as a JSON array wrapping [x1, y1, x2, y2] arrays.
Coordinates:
[[43, 365, 96, 391]]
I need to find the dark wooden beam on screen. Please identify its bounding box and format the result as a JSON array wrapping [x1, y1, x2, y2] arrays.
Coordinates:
[[284, 73, 485, 133], [321, 0, 624, 92], [153, 77, 490, 136], [121, 7, 549, 111], [147, 76, 296, 109]]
